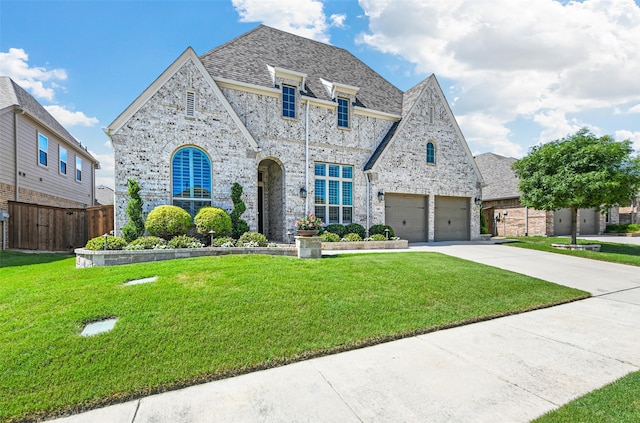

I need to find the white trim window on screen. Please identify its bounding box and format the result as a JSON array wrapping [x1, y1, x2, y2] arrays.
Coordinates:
[[59, 146, 67, 175], [186, 90, 195, 117], [337, 97, 349, 128], [38, 132, 48, 166], [282, 84, 296, 118], [75, 156, 82, 182], [314, 163, 353, 224]]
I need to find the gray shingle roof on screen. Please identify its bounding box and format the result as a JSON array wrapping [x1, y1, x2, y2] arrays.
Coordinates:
[[474, 152, 520, 200], [0, 76, 96, 163], [199, 25, 404, 115]]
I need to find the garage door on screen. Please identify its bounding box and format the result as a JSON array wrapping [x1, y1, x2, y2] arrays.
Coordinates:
[[553, 208, 572, 236], [579, 208, 599, 235], [385, 194, 428, 242], [434, 196, 469, 241]]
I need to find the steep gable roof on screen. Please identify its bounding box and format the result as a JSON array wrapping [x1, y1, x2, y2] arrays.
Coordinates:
[[474, 152, 520, 200], [106, 47, 259, 151], [0, 76, 98, 164], [199, 25, 404, 116]]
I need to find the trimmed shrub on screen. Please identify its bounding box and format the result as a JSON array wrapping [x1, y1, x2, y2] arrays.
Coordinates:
[[321, 232, 341, 242], [121, 178, 145, 243], [324, 224, 346, 237], [230, 182, 251, 238], [369, 224, 395, 238], [606, 223, 640, 233], [126, 236, 167, 249], [145, 205, 192, 240], [345, 223, 366, 239], [85, 235, 127, 250], [237, 231, 268, 247], [365, 234, 387, 241], [168, 235, 204, 249], [212, 236, 235, 247], [194, 207, 232, 241], [341, 233, 362, 242]]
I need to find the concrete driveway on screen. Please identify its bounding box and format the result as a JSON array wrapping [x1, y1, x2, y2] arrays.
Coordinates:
[[48, 243, 640, 423]]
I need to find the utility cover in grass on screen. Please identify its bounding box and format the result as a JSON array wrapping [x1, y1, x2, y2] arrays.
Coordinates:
[[81, 318, 117, 337], [124, 276, 158, 286]]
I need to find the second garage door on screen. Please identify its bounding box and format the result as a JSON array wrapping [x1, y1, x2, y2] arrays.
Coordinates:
[[385, 194, 428, 242], [434, 196, 470, 241]]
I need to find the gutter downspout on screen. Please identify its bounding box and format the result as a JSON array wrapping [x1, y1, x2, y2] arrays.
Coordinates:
[[304, 99, 310, 215], [14, 107, 23, 202], [365, 172, 371, 236]]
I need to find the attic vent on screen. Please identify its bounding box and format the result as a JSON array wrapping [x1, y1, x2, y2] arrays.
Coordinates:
[[186, 90, 195, 117]]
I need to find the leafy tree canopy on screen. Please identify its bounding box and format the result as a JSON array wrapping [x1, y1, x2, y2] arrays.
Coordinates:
[[512, 128, 640, 243]]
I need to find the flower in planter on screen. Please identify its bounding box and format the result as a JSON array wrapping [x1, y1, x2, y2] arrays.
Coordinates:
[[295, 214, 324, 231]]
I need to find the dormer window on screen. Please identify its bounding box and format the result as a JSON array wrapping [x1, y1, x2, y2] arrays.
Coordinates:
[[337, 97, 349, 128], [282, 85, 296, 118], [186, 90, 195, 117]]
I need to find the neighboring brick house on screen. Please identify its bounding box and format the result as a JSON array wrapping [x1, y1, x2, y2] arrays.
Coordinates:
[[107, 25, 483, 242], [0, 76, 99, 248], [475, 152, 605, 236]]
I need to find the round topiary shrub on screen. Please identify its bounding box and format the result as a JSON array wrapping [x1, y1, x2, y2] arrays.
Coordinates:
[[194, 206, 232, 241], [126, 236, 167, 249], [365, 234, 387, 241], [168, 235, 204, 248], [324, 224, 346, 237], [344, 223, 366, 239], [145, 205, 192, 240], [237, 231, 268, 247], [342, 233, 362, 242], [321, 232, 341, 242], [85, 235, 127, 250], [369, 224, 395, 238]]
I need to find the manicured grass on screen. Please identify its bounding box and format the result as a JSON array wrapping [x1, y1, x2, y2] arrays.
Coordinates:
[[0, 251, 587, 422], [506, 237, 640, 267], [533, 371, 640, 422]]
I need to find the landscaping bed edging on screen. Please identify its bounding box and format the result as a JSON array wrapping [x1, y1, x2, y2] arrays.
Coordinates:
[[321, 239, 409, 250], [551, 243, 601, 252], [75, 247, 297, 268]]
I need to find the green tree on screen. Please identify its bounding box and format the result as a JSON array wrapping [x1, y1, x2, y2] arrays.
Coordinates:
[[121, 178, 145, 242], [230, 182, 250, 238], [512, 128, 640, 244]]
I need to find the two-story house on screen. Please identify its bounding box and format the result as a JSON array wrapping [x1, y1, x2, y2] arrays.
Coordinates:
[[107, 25, 483, 243]]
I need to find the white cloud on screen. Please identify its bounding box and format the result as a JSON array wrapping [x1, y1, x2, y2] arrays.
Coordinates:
[[330, 13, 347, 28], [0, 48, 67, 101], [90, 149, 115, 190], [628, 104, 640, 114], [358, 0, 640, 149], [615, 129, 640, 152], [44, 105, 98, 127], [457, 112, 524, 158], [232, 0, 330, 42]]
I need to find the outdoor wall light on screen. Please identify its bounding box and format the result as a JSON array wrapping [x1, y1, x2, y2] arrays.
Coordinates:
[[474, 197, 482, 205], [378, 191, 385, 201], [299, 187, 307, 198]]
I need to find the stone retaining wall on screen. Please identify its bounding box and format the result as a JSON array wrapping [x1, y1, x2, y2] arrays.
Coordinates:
[[321, 240, 409, 250]]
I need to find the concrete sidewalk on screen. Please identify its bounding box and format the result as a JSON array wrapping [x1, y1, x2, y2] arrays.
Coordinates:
[[48, 243, 640, 423]]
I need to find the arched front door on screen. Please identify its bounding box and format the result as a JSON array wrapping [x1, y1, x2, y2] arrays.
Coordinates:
[[257, 159, 285, 242]]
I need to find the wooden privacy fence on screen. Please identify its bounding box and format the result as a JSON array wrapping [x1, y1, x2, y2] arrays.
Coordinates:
[[8, 201, 114, 251]]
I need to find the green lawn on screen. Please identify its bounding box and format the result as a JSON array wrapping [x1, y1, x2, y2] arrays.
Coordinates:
[[533, 371, 640, 423], [0, 251, 587, 422], [505, 237, 640, 267]]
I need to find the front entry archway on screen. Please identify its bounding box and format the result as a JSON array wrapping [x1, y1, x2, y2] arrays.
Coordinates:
[[257, 159, 285, 242]]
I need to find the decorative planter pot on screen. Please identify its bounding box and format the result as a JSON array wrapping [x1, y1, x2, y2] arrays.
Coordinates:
[[297, 230, 319, 237]]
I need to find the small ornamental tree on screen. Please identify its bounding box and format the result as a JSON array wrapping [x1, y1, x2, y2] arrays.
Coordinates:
[[121, 178, 145, 242], [230, 182, 250, 238], [512, 128, 640, 244]]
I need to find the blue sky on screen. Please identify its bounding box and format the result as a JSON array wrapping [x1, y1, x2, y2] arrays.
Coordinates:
[[2, 0, 640, 189]]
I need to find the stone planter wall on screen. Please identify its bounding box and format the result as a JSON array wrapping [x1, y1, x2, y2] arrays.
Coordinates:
[[321, 240, 409, 250], [75, 247, 297, 268]]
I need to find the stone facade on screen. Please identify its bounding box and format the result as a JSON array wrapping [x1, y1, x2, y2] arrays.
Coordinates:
[[108, 27, 483, 242]]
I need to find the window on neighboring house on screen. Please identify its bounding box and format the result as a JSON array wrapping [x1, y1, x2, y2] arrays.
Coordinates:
[[75, 156, 82, 181], [337, 97, 349, 128], [172, 146, 212, 217], [314, 163, 353, 224], [38, 133, 48, 166], [186, 90, 195, 117], [426, 141, 436, 164], [282, 85, 296, 118], [59, 147, 67, 175]]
